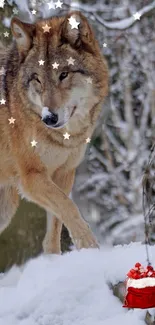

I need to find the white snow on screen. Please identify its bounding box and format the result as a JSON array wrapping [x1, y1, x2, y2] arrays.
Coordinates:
[[94, 1, 155, 30], [9, 0, 155, 30], [12, 0, 30, 13], [0, 242, 155, 325]]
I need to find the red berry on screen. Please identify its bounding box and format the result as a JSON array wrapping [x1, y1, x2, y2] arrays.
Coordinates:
[[135, 263, 141, 268], [146, 265, 154, 271]]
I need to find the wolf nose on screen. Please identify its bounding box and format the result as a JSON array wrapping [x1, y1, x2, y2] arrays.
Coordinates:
[[43, 112, 58, 126]]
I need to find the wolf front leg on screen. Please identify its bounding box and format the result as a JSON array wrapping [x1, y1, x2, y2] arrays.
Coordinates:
[[43, 168, 75, 254], [20, 169, 99, 251]]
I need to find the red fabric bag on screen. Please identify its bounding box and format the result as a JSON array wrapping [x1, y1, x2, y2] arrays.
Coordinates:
[[123, 263, 155, 309]]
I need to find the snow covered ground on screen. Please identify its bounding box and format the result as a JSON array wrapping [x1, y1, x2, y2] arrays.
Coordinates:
[[0, 243, 155, 325]]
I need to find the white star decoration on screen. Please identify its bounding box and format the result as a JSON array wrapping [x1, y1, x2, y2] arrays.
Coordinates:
[[86, 77, 93, 84], [67, 57, 75, 65], [0, 67, 6, 75], [103, 43, 107, 48], [47, 1, 55, 9], [0, 98, 6, 105], [13, 8, 19, 15], [55, 0, 63, 8], [4, 31, 9, 37], [86, 138, 91, 143], [68, 16, 80, 29], [63, 132, 70, 140], [31, 9, 37, 15], [8, 117, 16, 124], [42, 24, 51, 33], [0, 0, 5, 8], [52, 62, 59, 69], [38, 60, 45, 66], [133, 12, 141, 20], [31, 140, 37, 147]]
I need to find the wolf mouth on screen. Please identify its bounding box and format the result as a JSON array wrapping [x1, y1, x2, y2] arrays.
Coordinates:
[[70, 105, 76, 118], [54, 105, 77, 128]]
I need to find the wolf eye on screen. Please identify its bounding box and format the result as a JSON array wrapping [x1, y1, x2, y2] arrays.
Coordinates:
[[59, 72, 69, 81]]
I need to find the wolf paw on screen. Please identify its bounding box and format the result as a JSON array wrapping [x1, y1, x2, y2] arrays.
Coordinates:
[[73, 227, 99, 250]]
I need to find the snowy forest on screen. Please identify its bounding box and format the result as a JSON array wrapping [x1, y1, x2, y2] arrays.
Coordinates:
[[0, 0, 155, 268], [0, 0, 155, 324]]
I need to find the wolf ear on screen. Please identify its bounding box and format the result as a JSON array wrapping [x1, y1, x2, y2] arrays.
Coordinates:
[[61, 11, 94, 48], [11, 18, 35, 53]]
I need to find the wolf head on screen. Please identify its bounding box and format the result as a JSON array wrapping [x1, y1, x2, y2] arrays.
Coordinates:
[[11, 11, 108, 130]]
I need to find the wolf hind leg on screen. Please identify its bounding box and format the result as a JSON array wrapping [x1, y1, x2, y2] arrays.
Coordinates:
[[0, 185, 19, 234]]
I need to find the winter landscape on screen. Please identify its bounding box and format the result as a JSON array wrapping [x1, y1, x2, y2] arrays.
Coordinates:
[[1, 243, 155, 325], [0, 0, 155, 324]]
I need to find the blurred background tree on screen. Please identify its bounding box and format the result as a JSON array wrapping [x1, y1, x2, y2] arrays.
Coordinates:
[[0, 0, 155, 271]]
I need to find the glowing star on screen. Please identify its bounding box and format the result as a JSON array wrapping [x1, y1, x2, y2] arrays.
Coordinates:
[[52, 62, 59, 69], [13, 8, 19, 15], [8, 117, 16, 124], [42, 24, 51, 33], [67, 57, 75, 65], [55, 0, 63, 8], [68, 16, 80, 30], [38, 60, 45, 66], [103, 43, 107, 48], [4, 31, 9, 38], [31, 140, 37, 147], [31, 9, 37, 15], [63, 132, 70, 140], [47, 1, 55, 9], [86, 77, 93, 84], [0, 98, 6, 105], [133, 12, 141, 20], [0, 67, 6, 75], [0, 0, 5, 8], [86, 137, 91, 143]]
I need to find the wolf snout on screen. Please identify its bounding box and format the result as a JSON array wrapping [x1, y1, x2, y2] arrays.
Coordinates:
[[41, 106, 58, 127], [43, 113, 58, 126]]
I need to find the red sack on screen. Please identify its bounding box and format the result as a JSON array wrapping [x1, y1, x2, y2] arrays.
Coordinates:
[[123, 263, 155, 309]]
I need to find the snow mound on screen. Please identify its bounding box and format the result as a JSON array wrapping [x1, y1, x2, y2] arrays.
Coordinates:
[[0, 243, 155, 325]]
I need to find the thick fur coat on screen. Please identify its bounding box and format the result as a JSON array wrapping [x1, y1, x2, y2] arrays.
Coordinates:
[[0, 11, 108, 253]]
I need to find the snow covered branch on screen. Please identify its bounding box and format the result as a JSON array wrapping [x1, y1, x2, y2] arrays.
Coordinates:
[[62, 0, 114, 13], [64, 1, 155, 30]]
